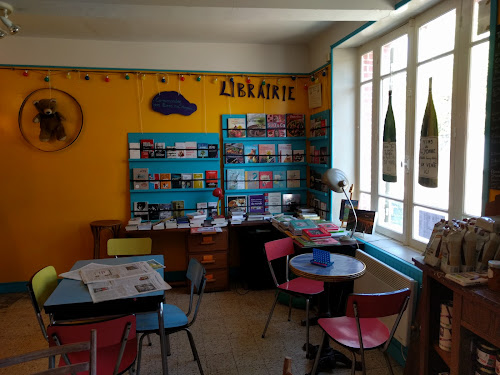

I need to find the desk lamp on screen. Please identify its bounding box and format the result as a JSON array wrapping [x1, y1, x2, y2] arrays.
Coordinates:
[[212, 187, 224, 216], [322, 168, 357, 241]]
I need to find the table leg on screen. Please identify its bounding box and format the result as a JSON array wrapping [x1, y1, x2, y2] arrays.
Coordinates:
[[158, 302, 169, 375]]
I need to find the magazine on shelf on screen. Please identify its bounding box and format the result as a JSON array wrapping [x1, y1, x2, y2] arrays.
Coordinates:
[[266, 114, 286, 137], [148, 204, 160, 221], [172, 200, 185, 218], [258, 144, 276, 163], [259, 171, 273, 189], [206, 170, 218, 188], [141, 139, 154, 150], [227, 117, 247, 138], [160, 173, 171, 181], [226, 195, 247, 213], [129, 142, 140, 159], [244, 144, 259, 163], [245, 170, 260, 189], [247, 113, 266, 137], [227, 169, 245, 190], [132, 168, 149, 190], [286, 114, 305, 137], [171, 174, 182, 189], [248, 194, 265, 213], [282, 193, 301, 212], [273, 170, 286, 188], [174, 142, 186, 158], [277, 144, 293, 163], [287, 170, 301, 188], [185, 142, 197, 158], [181, 173, 193, 189], [166, 146, 177, 158], [208, 144, 219, 158], [292, 150, 305, 163], [159, 203, 172, 220], [225, 143, 244, 164], [197, 143, 208, 158], [265, 192, 282, 214], [149, 181, 160, 190], [193, 173, 204, 188]]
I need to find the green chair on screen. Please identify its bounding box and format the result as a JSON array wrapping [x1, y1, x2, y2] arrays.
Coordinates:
[[107, 238, 152, 257], [27, 266, 59, 342]]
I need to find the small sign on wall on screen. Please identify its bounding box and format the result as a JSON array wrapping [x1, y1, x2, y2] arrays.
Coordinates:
[[308, 83, 322, 109], [152, 91, 197, 116]]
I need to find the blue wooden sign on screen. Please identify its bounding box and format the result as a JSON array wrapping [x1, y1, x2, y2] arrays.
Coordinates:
[[152, 91, 197, 116]]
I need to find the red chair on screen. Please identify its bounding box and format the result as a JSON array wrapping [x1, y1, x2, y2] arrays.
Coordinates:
[[261, 237, 324, 358], [47, 315, 137, 375], [310, 288, 411, 375]]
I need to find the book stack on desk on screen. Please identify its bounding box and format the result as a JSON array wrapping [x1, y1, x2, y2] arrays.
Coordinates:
[[187, 212, 206, 228], [212, 215, 228, 227], [289, 219, 318, 235], [125, 217, 141, 231], [164, 220, 177, 229], [271, 215, 293, 231], [296, 208, 321, 220], [138, 222, 152, 230]]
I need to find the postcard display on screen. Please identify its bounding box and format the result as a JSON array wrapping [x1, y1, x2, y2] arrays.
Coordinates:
[[222, 113, 309, 216], [128, 132, 220, 221], [308, 110, 331, 220]]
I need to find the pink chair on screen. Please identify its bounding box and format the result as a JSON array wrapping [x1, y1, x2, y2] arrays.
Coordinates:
[[310, 288, 411, 375], [47, 315, 137, 375], [261, 237, 324, 358]]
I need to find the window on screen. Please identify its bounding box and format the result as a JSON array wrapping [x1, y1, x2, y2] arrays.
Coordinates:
[[356, 0, 490, 251]]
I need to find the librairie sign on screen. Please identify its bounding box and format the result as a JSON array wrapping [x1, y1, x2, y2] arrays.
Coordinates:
[[152, 91, 197, 116], [220, 81, 296, 101]]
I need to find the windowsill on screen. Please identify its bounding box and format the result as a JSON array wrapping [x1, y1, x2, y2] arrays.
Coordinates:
[[353, 232, 422, 264]]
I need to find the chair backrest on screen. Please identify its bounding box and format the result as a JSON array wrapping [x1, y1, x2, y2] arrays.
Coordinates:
[[47, 315, 137, 375], [107, 238, 152, 256], [27, 266, 59, 341], [185, 258, 207, 324], [345, 288, 411, 319], [0, 329, 97, 375], [264, 237, 295, 286]]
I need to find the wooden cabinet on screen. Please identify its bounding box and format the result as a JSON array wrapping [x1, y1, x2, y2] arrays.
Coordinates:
[[187, 228, 229, 292], [414, 258, 500, 375]]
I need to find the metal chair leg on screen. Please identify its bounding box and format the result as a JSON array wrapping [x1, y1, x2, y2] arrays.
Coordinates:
[[305, 298, 310, 358], [351, 351, 356, 375], [383, 350, 395, 375], [136, 333, 148, 375], [166, 334, 171, 356], [185, 328, 204, 375], [288, 295, 292, 321], [262, 292, 280, 338], [310, 331, 326, 375], [360, 346, 366, 375], [146, 335, 152, 347]]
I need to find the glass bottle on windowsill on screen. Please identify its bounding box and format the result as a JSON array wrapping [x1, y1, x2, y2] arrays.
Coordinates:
[[382, 89, 397, 182]]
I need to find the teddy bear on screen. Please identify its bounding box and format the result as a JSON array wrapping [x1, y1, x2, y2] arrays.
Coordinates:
[[33, 98, 66, 142]]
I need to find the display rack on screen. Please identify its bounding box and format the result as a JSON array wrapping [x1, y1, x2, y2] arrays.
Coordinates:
[[128, 132, 220, 220]]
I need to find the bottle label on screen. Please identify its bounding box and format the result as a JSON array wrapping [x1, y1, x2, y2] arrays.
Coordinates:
[[419, 136, 438, 179], [383, 141, 397, 176]]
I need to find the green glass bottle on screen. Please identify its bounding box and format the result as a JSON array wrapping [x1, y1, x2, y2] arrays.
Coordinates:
[[382, 90, 397, 182], [418, 77, 439, 188]]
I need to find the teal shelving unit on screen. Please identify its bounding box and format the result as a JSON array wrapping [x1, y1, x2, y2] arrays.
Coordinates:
[[128, 132, 221, 220]]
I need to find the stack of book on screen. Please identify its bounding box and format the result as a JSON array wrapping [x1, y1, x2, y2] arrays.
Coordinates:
[[302, 227, 331, 241], [246, 212, 265, 221], [289, 219, 318, 235], [317, 222, 340, 232], [125, 217, 142, 231], [271, 215, 293, 231], [187, 212, 206, 228], [153, 221, 165, 230], [176, 216, 190, 228], [212, 215, 228, 227], [164, 220, 177, 229], [138, 222, 152, 230]]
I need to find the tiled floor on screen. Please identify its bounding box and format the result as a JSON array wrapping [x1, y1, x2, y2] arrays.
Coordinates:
[[0, 286, 404, 375]]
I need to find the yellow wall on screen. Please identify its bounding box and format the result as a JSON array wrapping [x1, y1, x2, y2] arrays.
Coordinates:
[[0, 68, 331, 283]]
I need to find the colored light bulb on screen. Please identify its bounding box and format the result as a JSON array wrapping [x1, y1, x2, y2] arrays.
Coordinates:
[[66, 72, 71, 79], [261, 79, 266, 86], [197, 76, 201, 82], [230, 77, 234, 83], [311, 75, 315, 82], [213, 77, 218, 83], [85, 74, 90, 80], [322, 70, 327, 77], [22, 70, 28, 77], [105, 75, 110, 82], [125, 73, 130, 80], [291, 76, 296, 81], [141, 74, 146, 81], [277, 78, 281, 84], [304, 84, 308, 90], [246, 78, 251, 84], [161, 76, 166, 83], [44, 76, 50, 82], [180, 75, 185, 82]]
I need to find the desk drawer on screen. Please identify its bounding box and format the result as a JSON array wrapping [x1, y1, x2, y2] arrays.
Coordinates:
[[462, 301, 499, 340], [187, 231, 228, 252], [204, 269, 228, 292], [189, 252, 228, 270]]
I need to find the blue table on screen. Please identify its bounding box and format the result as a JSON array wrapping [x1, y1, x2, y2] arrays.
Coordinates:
[[44, 255, 170, 375]]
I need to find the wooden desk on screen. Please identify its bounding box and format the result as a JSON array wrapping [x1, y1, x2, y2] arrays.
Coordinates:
[[414, 258, 500, 375]]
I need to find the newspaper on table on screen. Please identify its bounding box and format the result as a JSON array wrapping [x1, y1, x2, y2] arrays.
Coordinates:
[[80, 261, 157, 284], [59, 263, 109, 281], [87, 271, 171, 303]]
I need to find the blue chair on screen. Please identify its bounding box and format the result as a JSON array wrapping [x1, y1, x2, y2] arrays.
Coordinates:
[[135, 258, 207, 375]]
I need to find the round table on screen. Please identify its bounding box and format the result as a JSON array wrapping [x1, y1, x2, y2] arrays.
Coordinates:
[[289, 252, 366, 370], [89, 220, 122, 259]]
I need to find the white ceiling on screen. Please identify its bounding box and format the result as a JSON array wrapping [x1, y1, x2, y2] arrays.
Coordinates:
[[6, 0, 399, 44]]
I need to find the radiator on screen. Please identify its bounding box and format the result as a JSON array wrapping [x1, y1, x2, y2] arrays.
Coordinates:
[[354, 249, 417, 347]]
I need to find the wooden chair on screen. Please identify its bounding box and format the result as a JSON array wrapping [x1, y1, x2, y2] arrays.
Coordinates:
[[107, 238, 152, 257], [0, 329, 97, 375]]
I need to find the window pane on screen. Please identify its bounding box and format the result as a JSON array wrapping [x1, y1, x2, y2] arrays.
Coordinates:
[[472, 0, 490, 42], [464, 42, 489, 216], [361, 51, 373, 82], [360, 82, 373, 192], [381, 35, 408, 76], [359, 192, 372, 210], [413, 205, 448, 243], [414, 56, 453, 210], [418, 9, 456, 62], [378, 197, 404, 233], [379, 73, 406, 200]]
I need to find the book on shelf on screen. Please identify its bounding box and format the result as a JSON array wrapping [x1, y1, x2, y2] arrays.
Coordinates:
[[208, 144, 219, 158], [197, 143, 208, 158], [292, 150, 305, 163], [244, 144, 259, 163], [245, 170, 260, 189], [154, 142, 166, 158], [282, 193, 301, 213], [277, 144, 293, 163], [160, 173, 171, 181], [265, 192, 282, 214], [171, 173, 182, 189], [259, 171, 273, 189], [196, 202, 208, 215], [172, 200, 185, 218], [187, 212, 206, 220], [149, 173, 159, 181], [227, 117, 247, 138], [248, 194, 265, 213], [226, 195, 247, 213], [319, 201, 327, 219], [310, 118, 327, 137], [273, 170, 286, 188], [247, 113, 266, 137], [225, 143, 244, 164], [152, 222, 165, 230], [128, 217, 142, 225], [148, 203, 160, 221], [266, 114, 286, 137], [207, 201, 217, 215], [129, 142, 140, 159], [258, 144, 276, 163], [164, 220, 177, 229], [160, 181, 171, 189], [286, 114, 305, 137], [226, 169, 245, 190], [206, 170, 218, 188], [149, 181, 160, 189], [185, 141, 197, 158], [287, 170, 301, 188], [339, 199, 359, 221], [134, 201, 148, 213], [166, 146, 177, 158], [159, 203, 172, 220], [320, 146, 328, 164], [132, 168, 149, 190], [310, 170, 323, 191], [174, 142, 186, 158], [444, 272, 488, 286], [181, 173, 193, 189], [193, 173, 204, 188], [138, 222, 152, 230], [141, 139, 154, 150]]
